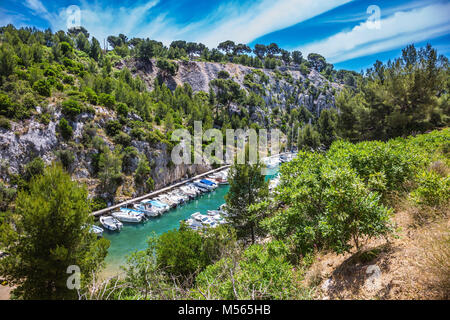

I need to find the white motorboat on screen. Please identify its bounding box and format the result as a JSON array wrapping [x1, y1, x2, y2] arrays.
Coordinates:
[[112, 209, 144, 223], [156, 195, 177, 208], [194, 180, 214, 191], [148, 199, 170, 213], [100, 216, 123, 231], [134, 200, 160, 217], [89, 225, 104, 237]]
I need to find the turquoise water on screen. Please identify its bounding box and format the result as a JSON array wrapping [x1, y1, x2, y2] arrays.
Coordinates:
[[102, 167, 279, 275]]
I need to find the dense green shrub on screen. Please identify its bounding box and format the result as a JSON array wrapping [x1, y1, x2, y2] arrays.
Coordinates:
[[411, 170, 449, 208], [105, 120, 122, 137], [61, 99, 81, 119], [193, 241, 304, 299], [23, 157, 45, 182], [62, 75, 74, 84], [116, 102, 128, 117], [99, 93, 116, 109], [59, 118, 73, 140], [0, 93, 14, 118], [55, 149, 75, 170], [263, 151, 393, 255], [89, 196, 107, 211], [84, 87, 98, 105], [327, 140, 418, 194], [32, 79, 51, 97]]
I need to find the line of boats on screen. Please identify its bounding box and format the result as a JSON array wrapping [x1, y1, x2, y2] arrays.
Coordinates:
[[89, 153, 296, 237], [91, 170, 230, 235]]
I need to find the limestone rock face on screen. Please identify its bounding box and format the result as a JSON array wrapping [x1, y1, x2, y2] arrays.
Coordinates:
[[1, 59, 341, 204], [120, 59, 342, 120]]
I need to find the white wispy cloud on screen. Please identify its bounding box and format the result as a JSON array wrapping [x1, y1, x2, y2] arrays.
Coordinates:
[[48, 0, 160, 42], [298, 2, 450, 63], [24, 0, 48, 15], [193, 0, 353, 47], [21, 0, 352, 48]]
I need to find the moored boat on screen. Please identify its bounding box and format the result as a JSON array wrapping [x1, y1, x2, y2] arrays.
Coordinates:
[[112, 209, 144, 223], [100, 216, 123, 231]]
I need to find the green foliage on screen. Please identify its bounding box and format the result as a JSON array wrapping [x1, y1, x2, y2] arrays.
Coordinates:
[[115, 102, 129, 117], [55, 149, 75, 171], [297, 124, 321, 150], [58, 118, 73, 140], [225, 148, 269, 243], [411, 169, 449, 208], [0, 164, 109, 299], [336, 44, 449, 141], [264, 150, 393, 255], [193, 241, 306, 300], [61, 99, 81, 119], [0, 93, 14, 118], [134, 156, 152, 192], [98, 148, 123, 195], [0, 116, 11, 129], [105, 120, 122, 137], [156, 58, 178, 77], [0, 182, 16, 211], [89, 196, 107, 211], [327, 139, 418, 194], [23, 157, 45, 182], [98, 93, 116, 109], [32, 79, 51, 97], [317, 108, 338, 148], [151, 227, 209, 278]]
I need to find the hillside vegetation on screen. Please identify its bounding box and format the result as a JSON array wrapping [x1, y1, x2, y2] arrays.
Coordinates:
[[0, 24, 449, 300], [65, 129, 450, 300]]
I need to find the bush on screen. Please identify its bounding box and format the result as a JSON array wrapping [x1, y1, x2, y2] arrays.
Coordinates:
[[61, 99, 81, 119], [113, 133, 130, 148], [411, 170, 449, 208], [62, 75, 74, 84], [0, 116, 11, 129], [217, 70, 230, 79], [0, 93, 14, 117], [105, 120, 122, 137], [328, 139, 417, 194], [84, 87, 98, 105], [193, 241, 304, 299], [55, 149, 75, 170], [59, 118, 73, 140], [89, 196, 107, 211], [151, 228, 210, 278], [23, 157, 45, 182], [116, 102, 129, 117], [263, 151, 393, 255], [32, 79, 51, 97], [99, 93, 116, 109]]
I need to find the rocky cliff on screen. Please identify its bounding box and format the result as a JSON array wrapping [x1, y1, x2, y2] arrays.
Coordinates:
[[0, 59, 341, 205]]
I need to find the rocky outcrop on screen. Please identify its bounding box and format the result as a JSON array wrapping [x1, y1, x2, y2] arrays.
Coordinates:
[[119, 58, 342, 118]]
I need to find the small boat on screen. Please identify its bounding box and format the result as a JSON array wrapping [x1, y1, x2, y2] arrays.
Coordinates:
[[200, 179, 218, 189], [112, 209, 144, 223], [184, 218, 203, 231], [100, 216, 123, 231], [149, 200, 170, 213], [156, 195, 177, 208], [180, 186, 197, 198], [191, 182, 209, 193], [134, 200, 160, 217], [194, 180, 214, 191], [89, 225, 104, 237], [191, 212, 203, 221]]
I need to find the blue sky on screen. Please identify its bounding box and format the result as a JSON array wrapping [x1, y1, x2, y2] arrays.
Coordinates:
[[1, 0, 449, 71]]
